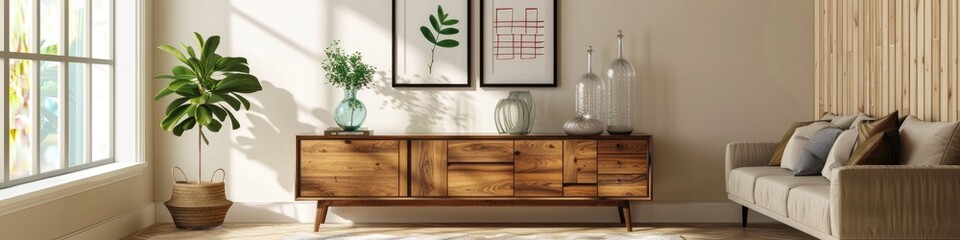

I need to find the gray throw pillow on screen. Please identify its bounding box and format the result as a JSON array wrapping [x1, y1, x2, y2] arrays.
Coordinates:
[[794, 127, 842, 176]]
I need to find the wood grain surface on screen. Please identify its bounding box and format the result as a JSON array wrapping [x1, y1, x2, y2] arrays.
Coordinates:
[[448, 140, 515, 163], [598, 155, 648, 175], [598, 140, 648, 155], [299, 140, 399, 197], [448, 164, 514, 196], [411, 140, 448, 196], [598, 175, 648, 197], [563, 140, 598, 184], [515, 140, 563, 196]]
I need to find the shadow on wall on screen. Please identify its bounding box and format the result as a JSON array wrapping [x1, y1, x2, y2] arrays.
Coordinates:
[[235, 81, 329, 196], [373, 71, 470, 133]]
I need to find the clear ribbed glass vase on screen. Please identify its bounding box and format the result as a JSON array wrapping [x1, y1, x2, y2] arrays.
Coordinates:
[[605, 30, 635, 135], [565, 46, 605, 136]]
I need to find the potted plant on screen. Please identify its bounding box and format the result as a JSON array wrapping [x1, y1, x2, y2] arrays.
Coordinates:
[[321, 40, 376, 131], [155, 33, 262, 229]]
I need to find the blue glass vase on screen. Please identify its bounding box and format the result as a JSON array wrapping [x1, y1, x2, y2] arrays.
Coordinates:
[[334, 89, 367, 131]]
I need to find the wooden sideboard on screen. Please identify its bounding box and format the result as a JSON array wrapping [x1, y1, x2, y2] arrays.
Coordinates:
[[295, 134, 653, 231]]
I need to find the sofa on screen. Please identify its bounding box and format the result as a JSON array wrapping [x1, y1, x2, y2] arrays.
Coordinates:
[[726, 139, 960, 239]]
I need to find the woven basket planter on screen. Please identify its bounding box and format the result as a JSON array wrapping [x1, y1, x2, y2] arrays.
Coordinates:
[[166, 168, 233, 230]]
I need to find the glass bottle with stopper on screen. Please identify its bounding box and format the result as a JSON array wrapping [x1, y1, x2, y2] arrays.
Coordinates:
[[564, 45, 605, 136], [605, 29, 635, 135]]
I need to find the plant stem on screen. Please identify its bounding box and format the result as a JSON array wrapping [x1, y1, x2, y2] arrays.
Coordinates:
[[427, 44, 437, 74], [198, 127, 203, 185]]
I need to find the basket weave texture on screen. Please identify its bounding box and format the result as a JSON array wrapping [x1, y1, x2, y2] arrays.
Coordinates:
[[165, 181, 233, 229]]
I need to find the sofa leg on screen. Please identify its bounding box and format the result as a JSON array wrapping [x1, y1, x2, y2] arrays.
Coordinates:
[[741, 205, 748, 228]]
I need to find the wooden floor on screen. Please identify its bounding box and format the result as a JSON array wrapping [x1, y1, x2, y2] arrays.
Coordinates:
[[127, 223, 815, 240]]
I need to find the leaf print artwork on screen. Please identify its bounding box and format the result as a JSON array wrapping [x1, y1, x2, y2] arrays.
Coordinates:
[[420, 5, 460, 74]]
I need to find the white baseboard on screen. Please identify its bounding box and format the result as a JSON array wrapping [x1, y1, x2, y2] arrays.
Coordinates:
[[154, 201, 774, 224], [63, 202, 156, 240]]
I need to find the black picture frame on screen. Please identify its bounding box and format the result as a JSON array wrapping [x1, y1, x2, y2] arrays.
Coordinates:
[[480, 0, 558, 87], [392, 0, 473, 88]]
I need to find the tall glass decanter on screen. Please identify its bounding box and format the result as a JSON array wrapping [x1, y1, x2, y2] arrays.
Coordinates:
[[564, 46, 605, 136], [605, 30, 635, 135]]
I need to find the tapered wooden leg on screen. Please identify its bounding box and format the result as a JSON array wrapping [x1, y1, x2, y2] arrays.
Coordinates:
[[621, 201, 632, 232], [617, 205, 626, 224], [314, 201, 329, 232], [741, 205, 748, 228]]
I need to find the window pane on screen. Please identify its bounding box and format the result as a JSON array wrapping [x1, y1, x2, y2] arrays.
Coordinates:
[[68, 0, 87, 57], [39, 61, 61, 172], [9, 59, 34, 179], [91, 64, 110, 161], [10, 0, 36, 53], [91, 0, 110, 59], [40, 0, 62, 55], [68, 63, 86, 166]]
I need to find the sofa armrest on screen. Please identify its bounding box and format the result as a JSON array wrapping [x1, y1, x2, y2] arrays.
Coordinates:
[[830, 165, 960, 239], [724, 142, 777, 181]]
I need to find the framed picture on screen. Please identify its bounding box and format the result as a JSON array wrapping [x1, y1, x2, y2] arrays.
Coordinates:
[[481, 0, 557, 87], [393, 0, 472, 87]]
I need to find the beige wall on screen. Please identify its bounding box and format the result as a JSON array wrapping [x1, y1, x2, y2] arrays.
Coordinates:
[[152, 0, 812, 221]]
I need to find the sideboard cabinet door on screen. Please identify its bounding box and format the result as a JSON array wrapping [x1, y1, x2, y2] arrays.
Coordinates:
[[515, 140, 563, 196], [563, 140, 598, 184], [299, 140, 399, 197]]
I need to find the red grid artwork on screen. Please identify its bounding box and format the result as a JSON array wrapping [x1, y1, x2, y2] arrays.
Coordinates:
[[493, 7, 545, 60]]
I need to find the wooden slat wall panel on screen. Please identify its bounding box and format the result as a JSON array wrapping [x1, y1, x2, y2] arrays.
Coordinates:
[[815, 0, 959, 121]]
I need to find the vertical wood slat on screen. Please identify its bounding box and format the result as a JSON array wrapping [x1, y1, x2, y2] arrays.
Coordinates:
[[814, 0, 957, 122]]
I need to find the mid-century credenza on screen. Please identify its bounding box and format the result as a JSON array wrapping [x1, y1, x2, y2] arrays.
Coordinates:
[[295, 134, 652, 231]]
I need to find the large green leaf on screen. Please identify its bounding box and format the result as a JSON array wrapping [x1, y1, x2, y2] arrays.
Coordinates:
[[154, 88, 175, 100], [207, 104, 227, 121], [442, 19, 459, 25], [172, 65, 195, 77], [438, 28, 459, 35], [166, 98, 190, 115], [180, 43, 196, 59], [194, 32, 205, 48], [214, 93, 242, 110], [161, 104, 191, 131], [233, 93, 251, 110], [420, 26, 436, 44], [213, 74, 262, 93], [172, 117, 196, 136], [196, 105, 213, 125], [202, 36, 221, 67], [438, 5, 446, 21], [174, 84, 202, 98], [429, 15, 441, 32], [167, 79, 195, 90], [158, 44, 188, 64], [221, 104, 241, 130], [436, 39, 459, 48], [206, 120, 222, 132]]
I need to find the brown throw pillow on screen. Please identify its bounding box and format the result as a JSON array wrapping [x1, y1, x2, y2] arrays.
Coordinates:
[[846, 128, 901, 165], [856, 111, 899, 147], [769, 121, 823, 166]]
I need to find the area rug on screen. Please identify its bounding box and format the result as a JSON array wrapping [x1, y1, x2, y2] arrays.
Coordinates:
[[284, 233, 684, 240]]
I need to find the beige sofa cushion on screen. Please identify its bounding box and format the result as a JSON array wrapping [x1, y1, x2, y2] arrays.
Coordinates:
[[782, 122, 837, 171], [822, 129, 858, 181], [788, 185, 831, 234], [727, 167, 792, 203], [822, 113, 859, 129], [899, 116, 960, 165], [754, 175, 829, 216]]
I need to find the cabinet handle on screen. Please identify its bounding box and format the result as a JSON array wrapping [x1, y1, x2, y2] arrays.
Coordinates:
[[616, 161, 623, 167], [514, 151, 521, 156], [616, 179, 622, 184], [344, 140, 352, 144], [616, 143, 623, 149]]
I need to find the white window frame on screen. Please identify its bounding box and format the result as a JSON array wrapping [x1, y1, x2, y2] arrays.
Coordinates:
[[0, 0, 145, 215], [0, 0, 115, 189]]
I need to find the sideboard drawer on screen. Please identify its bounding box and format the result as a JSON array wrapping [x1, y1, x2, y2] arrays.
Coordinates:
[[598, 155, 648, 175], [448, 140, 515, 163], [299, 140, 399, 197], [448, 164, 514, 196], [563, 185, 598, 197], [598, 174, 648, 197], [598, 140, 648, 155]]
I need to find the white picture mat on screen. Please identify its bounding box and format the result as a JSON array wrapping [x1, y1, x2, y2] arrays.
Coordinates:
[[395, 0, 470, 85], [482, 0, 556, 85]]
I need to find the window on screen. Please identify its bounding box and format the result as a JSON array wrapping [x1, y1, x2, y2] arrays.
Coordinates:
[[0, 0, 113, 188]]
